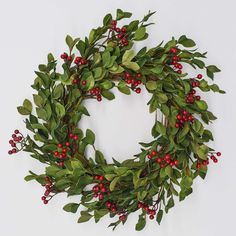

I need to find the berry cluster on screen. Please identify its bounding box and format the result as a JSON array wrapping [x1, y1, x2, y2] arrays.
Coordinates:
[[169, 47, 183, 74], [105, 201, 126, 221], [124, 72, 142, 93], [110, 20, 129, 47], [54, 132, 79, 167], [155, 153, 179, 168], [90, 87, 102, 102], [138, 202, 157, 220], [92, 175, 109, 200], [8, 130, 24, 155], [175, 110, 194, 128], [186, 89, 201, 104], [196, 152, 221, 169], [41, 177, 54, 204], [74, 56, 88, 65], [60, 53, 72, 62]]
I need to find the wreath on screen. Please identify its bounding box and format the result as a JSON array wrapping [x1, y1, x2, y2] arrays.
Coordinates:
[[8, 9, 225, 231]]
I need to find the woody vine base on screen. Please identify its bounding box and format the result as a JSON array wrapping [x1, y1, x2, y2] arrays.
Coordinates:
[[8, 9, 224, 230]]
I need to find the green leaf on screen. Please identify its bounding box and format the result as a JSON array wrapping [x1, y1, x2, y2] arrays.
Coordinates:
[[156, 93, 168, 103], [53, 84, 64, 99], [156, 209, 163, 224], [196, 144, 209, 160], [207, 65, 221, 73], [151, 65, 164, 74], [116, 9, 132, 20], [17, 106, 31, 115], [101, 90, 115, 100], [110, 176, 120, 191], [146, 81, 157, 90], [123, 61, 140, 71], [134, 27, 146, 40], [196, 100, 208, 110], [84, 129, 95, 145], [55, 102, 65, 118], [155, 121, 166, 135], [165, 197, 174, 213], [180, 176, 193, 188], [77, 211, 93, 223], [117, 81, 130, 95], [23, 99, 32, 113], [88, 29, 96, 44], [66, 35, 73, 49], [135, 215, 146, 231], [33, 94, 44, 107], [103, 13, 112, 26], [165, 165, 173, 178], [178, 35, 196, 47], [63, 203, 80, 213], [122, 50, 136, 63], [102, 51, 111, 68], [95, 150, 106, 165]]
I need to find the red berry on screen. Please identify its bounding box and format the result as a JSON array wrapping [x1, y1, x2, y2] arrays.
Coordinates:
[[197, 74, 203, 79], [14, 130, 19, 134], [73, 135, 78, 140], [170, 47, 177, 54], [151, 150, 157, 156], [97, 96, 102, 102], [213, 158, 218, 163], [58, 162, 64, 167], [106, 201, 112, 208], [65, 142, 70, 147], [135, 88, 141, 94], [41, 196, 46, 201], [111, 20, 117, 25], [54, 151, 59, 156], [8, 150, 13, 155], [43, 200, 48, 204], [164, 154, 171, 160], [174, 160, 179, 165], [216, 152, 221, 156], [62, 148, 67, 153], [147, 154, 152, 159], [99, 176, 104, 181], [98, 193, 104, 200], [115, 27, 121, 33], [138, 203, 143, 208], [81, 80, 86, 86], [121, 27, 127, 33], [67, 56, 72, 61], [57, 143, 62, 148], [149, 215, 154, 220], [136, 73, 142, 78], [12, 148, 17, 153], [119, 215, 126, 221]]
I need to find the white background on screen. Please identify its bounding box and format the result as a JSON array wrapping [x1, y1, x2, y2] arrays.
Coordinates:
[[0, 0, 235, 235]]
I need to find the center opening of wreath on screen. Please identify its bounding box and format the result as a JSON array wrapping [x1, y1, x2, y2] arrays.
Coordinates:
[[79, 90, 155, 162]]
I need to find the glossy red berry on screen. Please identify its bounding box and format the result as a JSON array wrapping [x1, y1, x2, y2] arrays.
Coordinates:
[[119, 215, 126, 221], [149, 215, 154, 220], [43, 200, 48, 204], [57, 143, 62, 148], [216, 152, 221, 156], [14, 130, 19, 134], [82, 80, 86, 86], [135, 88, 141, 94], [111, 20, 117, 25], [170, 47, 177, 54], [197, 74, 203, 79]]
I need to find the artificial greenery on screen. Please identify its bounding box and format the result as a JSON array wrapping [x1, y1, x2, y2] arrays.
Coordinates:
[[8, 9, 224, 230]]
